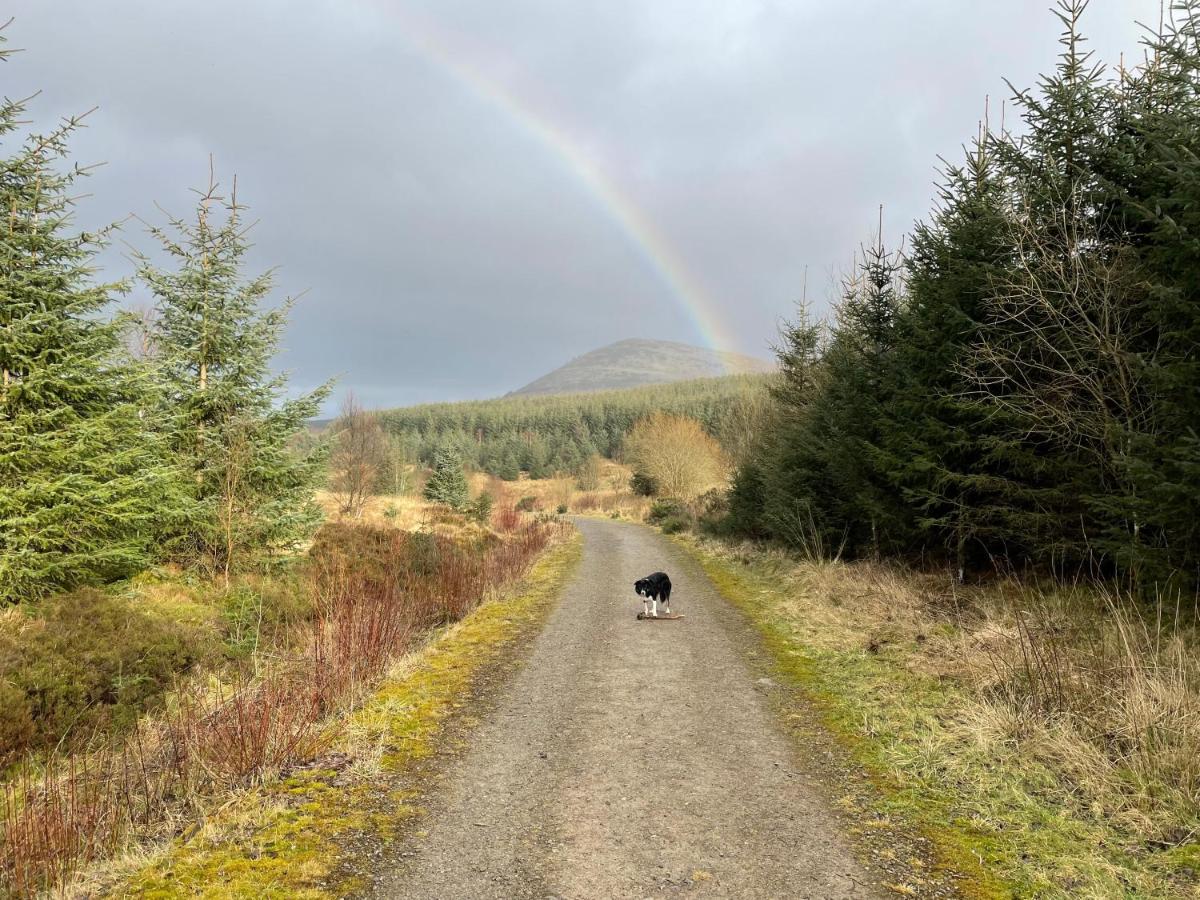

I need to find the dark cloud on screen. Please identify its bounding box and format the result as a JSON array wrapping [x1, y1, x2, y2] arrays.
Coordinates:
[[8, 1, 1153, 410]]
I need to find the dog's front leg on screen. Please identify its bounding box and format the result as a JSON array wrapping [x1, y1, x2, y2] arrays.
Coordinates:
[[642, 596, 650, 617], [650, 597, 659, 618]]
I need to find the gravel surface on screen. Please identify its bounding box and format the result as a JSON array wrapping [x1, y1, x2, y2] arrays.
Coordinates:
[[368, 518, 883, 899]]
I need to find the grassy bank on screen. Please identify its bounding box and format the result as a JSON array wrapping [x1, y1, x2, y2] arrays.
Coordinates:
[[1, 511, 563, 896], [91, 531, 581, 898], [676, 536, 1199, 899]]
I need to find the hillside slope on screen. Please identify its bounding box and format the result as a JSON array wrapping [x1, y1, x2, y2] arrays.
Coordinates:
[[512, 338, 773, 396]]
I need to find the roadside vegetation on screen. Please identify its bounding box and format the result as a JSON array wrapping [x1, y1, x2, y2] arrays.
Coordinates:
[[1, 513, 563, 896], [723, 3, 1200, 596], [680, 538, 1199, 897], [88, 532, 582, 899]]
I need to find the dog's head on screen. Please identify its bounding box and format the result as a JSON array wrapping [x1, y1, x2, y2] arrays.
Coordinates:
[[633, 578, 648, 597]]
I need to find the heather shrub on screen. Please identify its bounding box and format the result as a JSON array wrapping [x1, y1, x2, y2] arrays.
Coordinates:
[[0, 589, 215, 763], [647, 498, 688, 525]]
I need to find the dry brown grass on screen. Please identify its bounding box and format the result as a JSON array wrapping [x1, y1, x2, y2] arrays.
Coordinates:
[[316, 489, 434, 532], [703, 540, 1200, 850], [466, 462, 651, 521], [955, 585, 1200, 841], [319, 459, 650, 537]]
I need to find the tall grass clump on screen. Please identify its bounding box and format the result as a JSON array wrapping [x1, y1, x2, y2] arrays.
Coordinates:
[[966, 585, 1200, 840]]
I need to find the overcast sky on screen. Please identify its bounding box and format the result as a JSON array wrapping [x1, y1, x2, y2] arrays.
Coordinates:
[[9, 1, 1157, 411]]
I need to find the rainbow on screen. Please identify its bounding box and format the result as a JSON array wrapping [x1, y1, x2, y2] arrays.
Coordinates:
[[355, 1, 737, 361]]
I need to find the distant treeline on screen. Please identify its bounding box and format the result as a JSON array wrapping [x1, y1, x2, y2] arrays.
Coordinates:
[[380, 375, 769, 479], [726, 4, 1200, 593]]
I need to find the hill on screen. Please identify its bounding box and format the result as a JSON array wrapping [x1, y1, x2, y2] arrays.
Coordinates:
[[511, 338, 773, 396]]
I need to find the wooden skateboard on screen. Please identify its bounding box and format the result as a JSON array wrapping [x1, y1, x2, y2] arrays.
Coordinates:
[[636, 612, 685, 620]]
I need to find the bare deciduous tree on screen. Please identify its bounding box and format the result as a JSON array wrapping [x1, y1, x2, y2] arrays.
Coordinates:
[[623, 412, 729, 502], [329, 393, 387, 519], [963, 201, 1159, 569]]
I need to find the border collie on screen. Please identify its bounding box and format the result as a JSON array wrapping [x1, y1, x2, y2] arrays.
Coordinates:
[[634, 572, 672, 617]]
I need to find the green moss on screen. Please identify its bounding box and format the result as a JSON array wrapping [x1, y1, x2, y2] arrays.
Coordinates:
[[114, 533, 582, 899], [679, 538, 1197, 899]]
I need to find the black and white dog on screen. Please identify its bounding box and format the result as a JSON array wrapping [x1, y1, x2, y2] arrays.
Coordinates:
[[634, 572, 672, 618]]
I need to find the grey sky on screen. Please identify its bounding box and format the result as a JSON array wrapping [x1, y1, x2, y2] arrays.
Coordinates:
[[9, 1, 1156, 411]]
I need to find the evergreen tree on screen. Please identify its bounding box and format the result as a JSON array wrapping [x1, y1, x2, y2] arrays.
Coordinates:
[[880, 138, 1023, 577], [732, 298, 822, 541], [137, 173, 331, 582], [724, 1, 1200, 594], [1095, 4, 1200, 586], [962, 0, 1119, 576], [819, 229, 908, 557], [749, 229, 906, 559], [424, 448, 470, 509], [0, 71, 180, 601]]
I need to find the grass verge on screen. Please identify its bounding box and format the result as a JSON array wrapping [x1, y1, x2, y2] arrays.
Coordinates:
[[674, 535, 1199, 899], [92, 531, 583, 899]]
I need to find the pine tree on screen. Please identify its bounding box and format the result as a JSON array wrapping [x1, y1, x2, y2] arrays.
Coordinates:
[[136, 172, 331, 582], [424, 448, 470, 509], [0, 59, 181, 601]]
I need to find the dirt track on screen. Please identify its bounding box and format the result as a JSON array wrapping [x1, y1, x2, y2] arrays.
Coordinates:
[[369, 518, 882, 899]]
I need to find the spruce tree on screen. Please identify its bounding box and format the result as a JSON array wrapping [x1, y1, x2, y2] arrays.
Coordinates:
[[965, 0, 1118, 575], [424, 448, 470, 509], [736, 298, 822, 542], [1088, 4, 1200, 586], [0, 64, 180, 601], [822, 229, 908, 557], [881, 137, 1024, 577], [752, 229, 906, 559], [136, 173, 331, 581]]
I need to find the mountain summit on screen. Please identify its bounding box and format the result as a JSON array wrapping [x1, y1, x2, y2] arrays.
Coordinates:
[[511, 338, 773, 397]]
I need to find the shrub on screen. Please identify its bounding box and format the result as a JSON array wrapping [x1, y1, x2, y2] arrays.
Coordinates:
[[516, 495, 539, 512], [659, 516, 690, 535], [647, 498, 692, 534], [556, 503, 568, 515], [469, 491, 494, 524], [575, 454, 603, 490], [647, 498, 688, 525], [0, 589, 216, 763], [573, 493, 601, 512], [493, 504, 522, 532], [0, 680, 34, 761], [624, 413, 729, 501], [219, 576, 309, 659], [696, 488, 732, 535], [630, 470, 658, 497]]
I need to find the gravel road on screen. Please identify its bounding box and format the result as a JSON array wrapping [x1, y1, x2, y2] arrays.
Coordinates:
[[369, 518, 882, 899]]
